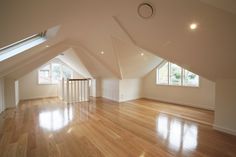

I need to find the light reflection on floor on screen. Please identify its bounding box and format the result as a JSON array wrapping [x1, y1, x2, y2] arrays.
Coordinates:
[[156, 113, 198, 152], [39, 106, 73, 131], [38, 102, 97, 131]]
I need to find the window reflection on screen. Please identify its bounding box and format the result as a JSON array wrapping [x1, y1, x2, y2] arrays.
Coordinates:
[[156, 114, 198, 152], [39, 106, 73, 131], [169, 119, 182, 150], [183, 124, 197, 149], [157, 114, 168, 139]]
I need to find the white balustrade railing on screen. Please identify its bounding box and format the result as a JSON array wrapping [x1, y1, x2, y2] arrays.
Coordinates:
[[60, 78, 90, 103]]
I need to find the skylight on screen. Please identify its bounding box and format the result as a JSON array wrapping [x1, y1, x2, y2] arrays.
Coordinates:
[[0, 32, 47, 62]]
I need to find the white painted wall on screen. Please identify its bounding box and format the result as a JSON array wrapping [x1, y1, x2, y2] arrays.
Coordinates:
[[0, 78, 5, 113], [15, 80, 19, 105], [143, 69, 215, 110], [101, 78, 142, 102], [119, 79, 142, 102], [4, 78, 17, 108], [19, 69, 58, 100], [19, 66, 84, 100], [101, 79, 119, 101], [91, 78, 102, 97], [214, 79, 236, 135], [91, 79, 96, 97]]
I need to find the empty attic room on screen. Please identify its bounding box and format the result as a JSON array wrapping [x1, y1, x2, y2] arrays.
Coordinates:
[[1, 0, 236, 157]]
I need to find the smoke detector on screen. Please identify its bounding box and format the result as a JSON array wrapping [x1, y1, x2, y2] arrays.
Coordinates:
[[137, 3, 154, 19]]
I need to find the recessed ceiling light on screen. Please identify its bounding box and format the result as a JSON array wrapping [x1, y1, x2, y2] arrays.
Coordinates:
[[138, 3, 154, 19], [100, 51, 104, 55], [46, 45, 50, 48], [190, 23, 198, 30], [140, 53, 144, 56]]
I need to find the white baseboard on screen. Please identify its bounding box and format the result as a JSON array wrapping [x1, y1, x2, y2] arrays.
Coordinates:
[[144, 96, 214, 111], [20, 96, 58, 101], [213, 124, 236, 136], [101, 96, 119, 102]]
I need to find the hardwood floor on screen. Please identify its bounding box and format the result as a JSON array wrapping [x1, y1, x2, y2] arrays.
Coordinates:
[[0, 98, 235, 157]]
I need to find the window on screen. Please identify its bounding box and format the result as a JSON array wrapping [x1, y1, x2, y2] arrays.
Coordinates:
[[38, 62, 73, 84], [157, 62, 169, 84], [51, 63, 61, 84], [157, 61, 199, 87], [38, 64, 51, 84], [62, 65, 73, 79], [169, 63, 182, 86], [183, 69, 199, 87], [0, 32, 47, 62]]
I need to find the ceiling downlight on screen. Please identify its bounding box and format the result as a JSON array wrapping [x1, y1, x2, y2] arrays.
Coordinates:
[[138, 3, 155, 19]]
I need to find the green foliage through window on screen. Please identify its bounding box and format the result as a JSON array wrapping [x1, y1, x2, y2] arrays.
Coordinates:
[[156, 61, 199, 87], [38, 62, 73, 84]]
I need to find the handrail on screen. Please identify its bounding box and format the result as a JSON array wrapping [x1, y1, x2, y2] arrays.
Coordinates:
[[67, 78, 91, 81]]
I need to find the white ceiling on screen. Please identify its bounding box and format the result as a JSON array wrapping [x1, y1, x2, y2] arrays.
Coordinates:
[[57, 48, 92, 78], [199, 0, 236, 14], [0, 0, 236, 81]]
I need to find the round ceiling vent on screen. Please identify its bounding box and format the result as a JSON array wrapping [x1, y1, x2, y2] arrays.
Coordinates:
[[137, 3, 154, 19]]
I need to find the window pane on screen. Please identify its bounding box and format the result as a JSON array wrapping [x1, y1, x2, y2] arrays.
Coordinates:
[[52, 63, 61, 83], [183, 70, 199, 86], [169, 63, 182, 85], [0, 34, 46, 62], [62, 66, 73, 79], [157, 62, 168, 84], [39, 64, 50, 84]]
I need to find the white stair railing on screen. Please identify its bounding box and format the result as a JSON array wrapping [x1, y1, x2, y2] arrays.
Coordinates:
[[61, 78, 90, 103]]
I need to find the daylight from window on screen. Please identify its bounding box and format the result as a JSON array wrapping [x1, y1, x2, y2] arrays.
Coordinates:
[[156, 62, 199, 87], [0, 33, 46, 62], [38, 62, 73, 84]]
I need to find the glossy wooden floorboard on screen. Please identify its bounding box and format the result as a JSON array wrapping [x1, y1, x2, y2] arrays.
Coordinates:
[[0, 98, 236, 157]]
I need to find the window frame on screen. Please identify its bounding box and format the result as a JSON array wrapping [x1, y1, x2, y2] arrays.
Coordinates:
[[156, 61, 199, 87], [38, 61, 73, 85], [156, 61, 169, 85], [182, 69, 200, 87], [0, 31, 47, 62], [169, 62, 182, 86]]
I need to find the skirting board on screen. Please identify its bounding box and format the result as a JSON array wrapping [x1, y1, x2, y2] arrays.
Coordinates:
[[143, 97, 214, 111], [20, 96, 59, 101], [213, 125, 236, 136], [101, 96, 142, 103]]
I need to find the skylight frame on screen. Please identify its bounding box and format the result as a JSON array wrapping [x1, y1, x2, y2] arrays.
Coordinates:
[[0, 31, 47, 62]]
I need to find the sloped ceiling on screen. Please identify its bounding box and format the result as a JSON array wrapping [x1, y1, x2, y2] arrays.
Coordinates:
[[4, 40, 71, 79], [112, 37, 163, 78], [57, 48, 91, 78], [199, 0, 236, 14], [114, 0, 236, 80], [73, 46, 115, 78], [1, 0, 236, 81]]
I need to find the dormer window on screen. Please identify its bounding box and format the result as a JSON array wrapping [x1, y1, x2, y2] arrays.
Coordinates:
[[38, 61, 73, 85], [0, 32, 46, 62], [156, 61, 199, 87]]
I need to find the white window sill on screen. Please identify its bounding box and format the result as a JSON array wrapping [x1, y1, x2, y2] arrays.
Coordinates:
[[156, 83, 199, 88]]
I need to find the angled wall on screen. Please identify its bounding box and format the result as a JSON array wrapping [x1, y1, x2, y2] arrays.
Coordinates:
[[119, 79, 142, 102], [214, 79, 236, 135], [19, 69, 58, 100], [4, 78, 17, 108], [101, 79, 120, 102], [143, 68, 215, 110], [19, 63, 84, 100], [101, 78, 142, 102], [0, 78, 5, 113]]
